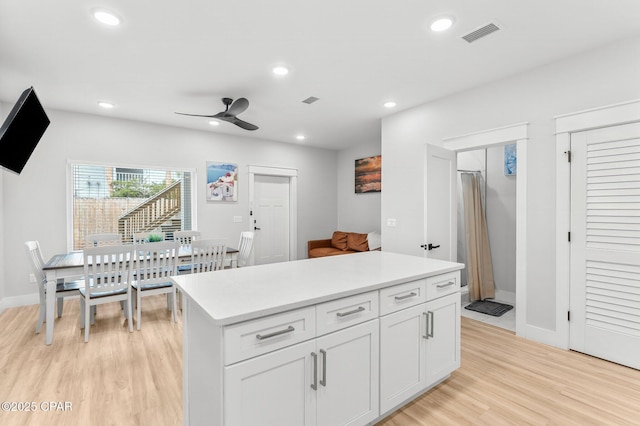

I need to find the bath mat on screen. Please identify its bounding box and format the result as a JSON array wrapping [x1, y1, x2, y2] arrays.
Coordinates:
[[464, 300, 513, 317]]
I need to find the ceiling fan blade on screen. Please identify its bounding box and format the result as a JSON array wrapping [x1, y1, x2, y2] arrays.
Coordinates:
[[226, 98, 249, 116], [213, 113, 236, 123], [175, 112, 217, 118], [231, 117, 259, 131]]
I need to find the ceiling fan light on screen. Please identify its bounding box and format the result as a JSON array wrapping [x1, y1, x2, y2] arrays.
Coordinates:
[[430, 17, 454, 32], [97, 101, 115, 109], [384, 101, 396, 108], [209, 120, 220, 126], [93, 10, 121, 26], [296, 135, 305, 141], [273, 66, 289, 76]]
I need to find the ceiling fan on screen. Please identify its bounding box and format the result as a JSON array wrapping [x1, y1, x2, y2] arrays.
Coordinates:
[[175, 97, 259, 131]]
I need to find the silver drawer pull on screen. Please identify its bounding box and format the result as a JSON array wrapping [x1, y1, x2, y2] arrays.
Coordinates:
[[311, 352, 318, 390], [320, 349, 327, 387], [256, 325, 295, 340], [395, 292, 417, 301], [436, 281, 455, 288], [336, 306, 365, 317]]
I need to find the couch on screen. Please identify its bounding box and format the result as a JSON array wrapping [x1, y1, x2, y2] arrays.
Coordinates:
[[308, 231, 381, 258]]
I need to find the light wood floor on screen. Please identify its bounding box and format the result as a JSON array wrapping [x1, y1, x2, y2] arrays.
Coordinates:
[[1, 298, 639, 426]]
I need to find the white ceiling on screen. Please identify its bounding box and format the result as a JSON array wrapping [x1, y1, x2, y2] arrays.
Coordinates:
[[1, 0, 640, 150]]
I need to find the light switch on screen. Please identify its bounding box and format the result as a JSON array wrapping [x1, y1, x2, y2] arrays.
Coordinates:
[[386, 218, 397, 227], [233, 216, 243, 223]]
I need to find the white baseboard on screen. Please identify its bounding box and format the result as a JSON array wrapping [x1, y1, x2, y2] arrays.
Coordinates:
[[459, 287, 515, 306], [0, 293, 39, 314], [495, 289, 516, 305]]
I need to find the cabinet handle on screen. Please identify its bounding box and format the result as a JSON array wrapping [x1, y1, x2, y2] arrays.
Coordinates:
[[336, 306, 365, 317], [320, 349, 327, 387], [395, 292, 417, 301], [311, 352, 318, 390], [256, 325, 295, 340], [428, 311, 434, 338], [422, 312, 429, 339], [436, 281, 455, 288]]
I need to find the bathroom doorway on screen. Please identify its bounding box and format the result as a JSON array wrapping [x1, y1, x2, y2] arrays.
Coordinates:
[[457, 146, 517, 331]]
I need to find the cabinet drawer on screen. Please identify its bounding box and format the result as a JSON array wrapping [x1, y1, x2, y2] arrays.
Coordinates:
[[379, 279, 427, 315], [223, 306, 316, 365], [316, 291, 379, 336], [425, 271, 460, 301]]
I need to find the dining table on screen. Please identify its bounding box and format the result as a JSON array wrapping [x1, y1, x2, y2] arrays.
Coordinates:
[[41, 245, 238, 345]]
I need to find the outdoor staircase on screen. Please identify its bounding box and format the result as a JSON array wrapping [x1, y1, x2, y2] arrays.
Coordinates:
[[118, 181, 182, 242]]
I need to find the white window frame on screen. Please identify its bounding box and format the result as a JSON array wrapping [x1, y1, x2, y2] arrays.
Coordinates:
[[66, 159, 197, 251]]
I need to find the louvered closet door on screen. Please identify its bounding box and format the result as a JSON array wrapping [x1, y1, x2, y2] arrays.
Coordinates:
[[570, 121, 640, 370]]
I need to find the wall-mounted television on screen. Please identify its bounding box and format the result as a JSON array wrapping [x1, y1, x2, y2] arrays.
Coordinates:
[[0, 86, 50, 174]]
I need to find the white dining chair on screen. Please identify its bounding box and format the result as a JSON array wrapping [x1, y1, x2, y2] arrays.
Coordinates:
[[174, 230, 201, 245], [80, 244, 135, 342], [131, 240, 179, 330], [25, 240, 88, 332], [236, 231, 254, 267], [174, 230, 201, 274], [132, 231, 165, 244], [84, 233, 122, 248], [187, 239, 227, 273]]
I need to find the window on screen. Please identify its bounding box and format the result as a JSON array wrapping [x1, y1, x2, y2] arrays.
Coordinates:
[[69, 162, 195, 250]]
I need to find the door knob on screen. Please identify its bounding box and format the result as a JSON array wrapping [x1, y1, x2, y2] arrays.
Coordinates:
[[428, 243, 440, 250]]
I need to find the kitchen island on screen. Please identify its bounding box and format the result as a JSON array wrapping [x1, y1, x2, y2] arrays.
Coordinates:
[[172, 251, 464, 426]]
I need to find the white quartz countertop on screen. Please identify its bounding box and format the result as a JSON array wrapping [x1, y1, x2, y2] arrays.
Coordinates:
[[172, 251, 464, 326]]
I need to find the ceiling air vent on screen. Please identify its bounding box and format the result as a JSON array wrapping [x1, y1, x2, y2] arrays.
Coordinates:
[[302, 96, 319, 104], [462, 23, 500, 43]]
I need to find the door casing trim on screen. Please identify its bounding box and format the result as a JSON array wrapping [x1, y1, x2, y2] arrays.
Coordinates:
[[555, 98, 640, 349], [442, 122, 528, 339], [248, 165, 298, 262]]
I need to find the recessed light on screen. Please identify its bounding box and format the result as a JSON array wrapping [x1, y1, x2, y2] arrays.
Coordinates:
[[384, 101, 397, 108], [97, 101, 115, 109], [296, 135, 305, 141], [209, 120, 220, 126], [93, 10, 121, 26], [273, 66, 289, 76], [430, 16, 454, 32]]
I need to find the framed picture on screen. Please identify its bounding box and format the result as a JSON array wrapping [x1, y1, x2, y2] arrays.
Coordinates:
[[207, 162, 238, 201], [355, 155, 381, 193], [504, 144, 517, 176]]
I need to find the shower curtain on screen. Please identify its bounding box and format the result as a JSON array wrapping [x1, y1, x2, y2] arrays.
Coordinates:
[[461, 172, 495, 301]]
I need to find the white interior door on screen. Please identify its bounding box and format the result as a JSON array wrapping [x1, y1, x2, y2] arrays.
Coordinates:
[[425, 144, 457, 261], [254, 174, 290, 265], [569, 121, 640, 370]]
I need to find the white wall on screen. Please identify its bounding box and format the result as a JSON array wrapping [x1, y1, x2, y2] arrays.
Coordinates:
[[485, 145, 516, 296], [336, 140, 381, 234], [0, 108, 338, 304], [382, 35, 640, 343]]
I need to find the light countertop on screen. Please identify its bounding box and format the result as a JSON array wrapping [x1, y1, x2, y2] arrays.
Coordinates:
[[172, 251, 464, 326]]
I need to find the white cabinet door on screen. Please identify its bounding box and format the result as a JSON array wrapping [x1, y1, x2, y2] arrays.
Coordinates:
[[379, 303, 427, 414], [315, 320, 379, 426], [224, 339, 317, 426], [425, 292, 460, 386]]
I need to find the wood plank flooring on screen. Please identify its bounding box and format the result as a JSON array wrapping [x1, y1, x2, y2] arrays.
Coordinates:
[[1, 297, 639, 425]]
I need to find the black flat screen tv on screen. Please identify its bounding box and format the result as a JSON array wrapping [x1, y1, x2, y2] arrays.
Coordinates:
[[0, 86, 50, 174]]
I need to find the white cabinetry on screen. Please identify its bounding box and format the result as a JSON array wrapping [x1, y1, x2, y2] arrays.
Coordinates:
[[379, 303, 427, 413], [379, 271, 460, 416], [175, 251, 464, 426], [224, 294, 379, 426], [316, 320, 379, 426], [224, 339, 316, 426], [424, 292, 460, 386]]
